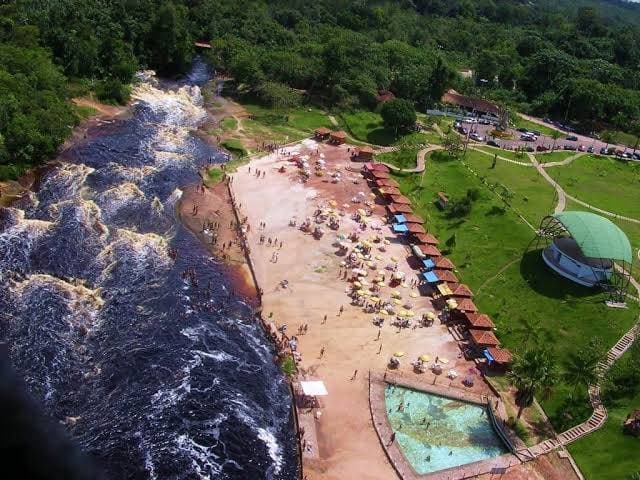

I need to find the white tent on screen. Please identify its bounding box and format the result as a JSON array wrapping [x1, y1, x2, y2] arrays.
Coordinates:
[[300, 380, 328, 396]]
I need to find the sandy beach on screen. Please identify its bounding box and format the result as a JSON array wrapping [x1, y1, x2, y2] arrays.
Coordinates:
[[229, 139, 495, 479]]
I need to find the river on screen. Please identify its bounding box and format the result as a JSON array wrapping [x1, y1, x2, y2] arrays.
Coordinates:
[[0, 61, 298, 480]]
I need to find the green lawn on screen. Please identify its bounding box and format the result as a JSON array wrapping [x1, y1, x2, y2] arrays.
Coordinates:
[[463, 149, 555, 226], [375, 147, 421, 169], [338, 110, 436, 147], [600, 129, 639, 150], [535, 150, 580, 164], [473, 145, 531, 162], [559, 155, 640, 220], [392, 152, 639, 443], [220, 138, 247, 157], [242, 104, 334, 141], [220, 116, 237, 131], [512, 114, 563, 137], [568, 348, 640, 480]]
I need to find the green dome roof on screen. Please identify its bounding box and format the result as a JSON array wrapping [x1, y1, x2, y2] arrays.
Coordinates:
[[552, 211, 633, 264]]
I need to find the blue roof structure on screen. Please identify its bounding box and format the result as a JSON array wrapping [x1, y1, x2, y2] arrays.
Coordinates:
[[422, 271, 439, 284], [393, 214, 407, 224], [483, 349, 494, 364], [422, 259, 435, 270], [393, 223, 408, 233]]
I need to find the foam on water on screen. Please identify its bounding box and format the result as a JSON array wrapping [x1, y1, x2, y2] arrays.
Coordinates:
[[0, 60, 298, 479]]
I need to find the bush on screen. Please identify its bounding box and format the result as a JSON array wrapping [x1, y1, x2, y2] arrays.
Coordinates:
[[507, 416, 531, 444], [281, 355, 296, 376], [380, 98, 416, 135], [95, 78, 130, 105], [446, 188, 480, 218]]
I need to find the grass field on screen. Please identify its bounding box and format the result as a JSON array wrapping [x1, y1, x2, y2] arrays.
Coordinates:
[[568, 348, 640, 480], [338, 110, 437, 147], [600, 129, 639, 150], [535, 150, 580, 164], [473, 146, 530, 162], [512, 114, 563, 137], [392, 151, 639, 446], [463, 149, 555, 226], [557, 155, 640, 220], [375, 148, 421, 169]]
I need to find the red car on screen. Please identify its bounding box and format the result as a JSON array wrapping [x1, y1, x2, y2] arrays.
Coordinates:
[[536, 145, 549, 152]]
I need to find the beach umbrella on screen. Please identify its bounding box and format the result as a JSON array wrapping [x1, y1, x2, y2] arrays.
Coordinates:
[[357, 289, 366, 295], [340, 261, 347, 266], [393, 351, 405, 358], [360, 279, 369, 286], [446, 299, 458, 310], [390, 256, 399, 262], [406, 310, 415, 317], [391, 291, 401, 298], [379, 309, 389, 315], [384, 240, 390, 245], [399, 310, 408, 317], [353, 281, 362, 288], [426, 312, 436, 320], [370, 296, 380, 303], [419, 354, 431, 362], [410, 292, 418, 298], [439, 358, 449, 364], [393, 299, 402, 305]]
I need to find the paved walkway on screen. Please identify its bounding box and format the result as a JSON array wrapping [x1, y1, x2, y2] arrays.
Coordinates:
[[470, 146, 534, 167]]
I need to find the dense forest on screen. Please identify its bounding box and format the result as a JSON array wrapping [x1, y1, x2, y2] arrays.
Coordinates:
[[2, 0, 640, 174]]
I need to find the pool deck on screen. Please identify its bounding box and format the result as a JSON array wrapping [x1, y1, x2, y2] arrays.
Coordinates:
[[369, 371, 522, 480]]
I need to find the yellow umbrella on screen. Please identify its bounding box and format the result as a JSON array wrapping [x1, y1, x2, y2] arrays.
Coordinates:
[[353, 281, 362, 288], [406, 310, 415, 317], [384, 239, 391, 245], [426, 312, 436, 320], [360, 279, 369, 286], [369, 192, 376, 198], [375, 257, 382, 261], [357, 289, 366, 295], [329, 200, 337, 207], [439, 358, 449, 364], [377, 270, 385, 275], [394, 351, 405, 358], [446, 299, 458, 309], [391, 256, 399, 262], [370, 296, 380, 303], [419, 354, 431, 362], [410, 292, 418, 298], [391, 291, 401, 297], [399, 310, 408, 317], [358, 208, 367, 216], [393, 299, 402, 305], [379, 309, 389, 315]]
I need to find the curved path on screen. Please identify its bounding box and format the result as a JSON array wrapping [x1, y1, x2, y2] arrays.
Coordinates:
[[377, 145, 443, 173], [537, 151, 585, 167]]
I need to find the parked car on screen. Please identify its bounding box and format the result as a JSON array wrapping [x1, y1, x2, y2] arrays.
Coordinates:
[[587, 146, 595, 153], [563, 144, 576, 151], [463, 117, 478, 124], [566, 135, 578, 141], [525, 146, 535, 152], [633, 152, 640, 160], [454, 121, 462, 129], [599, 147, 608, 155], [578, 145, 586, 152], [479, 118, 491, 125], [536, 145, 549, 152], [520, 133, 537, 141], [543, 117, 552, 124], [486, 139, 499, 147], [469, 132, 484, 142], [457, 126, 468, 135], [531, 130, 541, 136]]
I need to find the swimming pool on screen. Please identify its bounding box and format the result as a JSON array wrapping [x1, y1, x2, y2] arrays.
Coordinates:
[[384, 385, 508, 474]]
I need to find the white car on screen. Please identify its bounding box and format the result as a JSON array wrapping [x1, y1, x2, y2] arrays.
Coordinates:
[[520, 133, 537, 141], [463, 117, 478, 124], [469, 132, 484, 142]]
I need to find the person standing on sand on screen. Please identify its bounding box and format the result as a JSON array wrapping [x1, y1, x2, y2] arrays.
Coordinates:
[[338, 305, 344, 316], [388, 432, 396, 446], [378, 343, 383, 354], [351, 370, 358, 380], [376, 329, 381, 340], [322, 314, 327, 325], [319, 346, 325, 358]]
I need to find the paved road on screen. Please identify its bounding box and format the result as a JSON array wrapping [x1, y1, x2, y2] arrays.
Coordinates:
[[460, 120, 634, 156]]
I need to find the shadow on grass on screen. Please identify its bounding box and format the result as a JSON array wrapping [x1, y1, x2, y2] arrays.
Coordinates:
[[519, 249, 600, 301], [366, 127, 395, 146]]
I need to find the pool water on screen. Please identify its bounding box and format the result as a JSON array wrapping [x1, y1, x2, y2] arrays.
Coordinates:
[[384, 385, 508, 474]]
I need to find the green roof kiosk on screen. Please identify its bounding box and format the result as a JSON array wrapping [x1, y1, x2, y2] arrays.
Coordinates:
[[536, 211, 633, 303]]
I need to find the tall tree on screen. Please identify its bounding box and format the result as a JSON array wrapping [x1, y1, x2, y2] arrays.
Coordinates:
[[148, 2, 193, 74], [380, 98, 416, 137], [509, 349, 557, 418]]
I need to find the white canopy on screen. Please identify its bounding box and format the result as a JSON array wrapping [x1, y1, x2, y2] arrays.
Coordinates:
[[300, 380, 328, 396]]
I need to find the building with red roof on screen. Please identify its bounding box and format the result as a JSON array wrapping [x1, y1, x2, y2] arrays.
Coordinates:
[[434, 257, 455, 270], [412, 233, 439, 245], [387, 203, 413, 215], [449, 283, 474, 298], [463, 313, 495, 330], [389, 194, 411, 204], [330, 130, 347, 144], [376, 178, 399, 188], [417, 244, 441, 257], [364, 163, 390, 173], [486, 347, 513, 365], [406, 223, 426, 234], [455, 298, 478, 313], [403, 213, 424, 224], [469, 329, 500, 347], [372, 170, 391, 180], [435, 269, 458, 283]]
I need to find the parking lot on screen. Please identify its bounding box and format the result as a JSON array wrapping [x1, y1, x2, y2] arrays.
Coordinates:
[[456, 119, 640, 160]]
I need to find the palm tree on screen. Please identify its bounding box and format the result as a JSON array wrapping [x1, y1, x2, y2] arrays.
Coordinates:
[[508, 349, 558, 419], [564, 351, 599, 394], [514, 317, 545, 348], [601, 131, 614, 154], [551, 129, 562, 151]]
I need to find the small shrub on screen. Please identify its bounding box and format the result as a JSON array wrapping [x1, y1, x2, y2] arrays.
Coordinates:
[[95, 78, 130, 105], [281, 355, 296, 376], [507, 416, 531, 444]]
